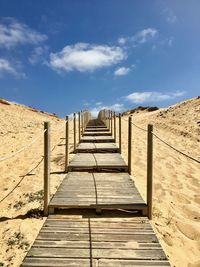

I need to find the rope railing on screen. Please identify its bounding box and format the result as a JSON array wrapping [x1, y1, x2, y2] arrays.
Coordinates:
[[0, 120, 67, 204], [152, 132, 200, 164], [0, 129, 46, 162], [121, 115, 199, 164], [122, 117, 147, 132]]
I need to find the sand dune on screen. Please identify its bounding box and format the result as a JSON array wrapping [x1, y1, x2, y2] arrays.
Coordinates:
[[119, 97, 200, 267], [0, 97, 199, 266]]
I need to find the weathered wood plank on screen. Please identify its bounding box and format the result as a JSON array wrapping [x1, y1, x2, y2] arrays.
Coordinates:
[[80, 136, 115, 143]]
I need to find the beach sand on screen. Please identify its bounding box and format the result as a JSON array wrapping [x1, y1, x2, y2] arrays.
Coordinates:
[[0, 97, 199, 266]]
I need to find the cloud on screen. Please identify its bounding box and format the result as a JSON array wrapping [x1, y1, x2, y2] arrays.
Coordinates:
[[90, 103, 124, 117], [118, 28, 158, 47], [0, 58, 25, 78], [125, 91, 185, 103], [29, 46, 49, 65], [131, 28, 158, 44], [168, 37, 174, 47], [163, 8, 177, 24], [95, 102, 102, 106], [118, 37, 126, 45], [49, 43, 126, 72], [114, 67, 131, 76], [0, 18, 47, 48]]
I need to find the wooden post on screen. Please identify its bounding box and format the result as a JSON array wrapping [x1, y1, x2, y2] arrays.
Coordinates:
[[111, 111, 113, 136], [114, 112, 116, 142], [82, 111, 84, 133], [65, 116, 69, 172], [147, 124, 153, 220], [44, 121, 50, 216], [78, 111, 81, 142], [119, 113, 122, 153], [108, 110, 111, 130], [73, 112, 76, 151], [128, 116, 132, 175]]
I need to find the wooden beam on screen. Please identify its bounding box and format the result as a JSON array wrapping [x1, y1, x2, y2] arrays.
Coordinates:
[[119, 113, 122, 154], [74, 113, 76, 151], [111, 111, 113, 136], [65, 116, 69, 172], [82, 111, 84, 134], [114, 112, 116, 142], [44, 121, 50, 216], [128, 116, 132, 175], [147, 124, 153, 220], [108, 110, 111, 131], [78, 112, 81, 143]]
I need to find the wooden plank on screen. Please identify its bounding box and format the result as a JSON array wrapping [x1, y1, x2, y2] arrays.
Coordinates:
[[69, 153, 127, 171], [49, 172, 146, 211], [75, 143, 119, 153], [27, 247, 166, 260], [83, 131, 112, 136], [33, 240, 160, 249], [80, 136, 115, 143], [22, 258, 97, 267], [99, 260, 171, 267]]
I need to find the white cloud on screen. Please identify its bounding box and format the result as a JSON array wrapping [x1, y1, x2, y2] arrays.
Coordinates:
[[131, 28, 158, 44], [0, 58, 25, 78], [0, 18, 47, 48], [114, 67, 131, 76], [118, 37, 126, 45], [168, 37, 174, 47], [90, 103, 124, 117], [125, 91, 185, 103], [163, 8, 177, 24], [29, 46, 49, 65], [49, 43, 126, 72], [118, 28, 158, 47], [96, 102, 102, 106]]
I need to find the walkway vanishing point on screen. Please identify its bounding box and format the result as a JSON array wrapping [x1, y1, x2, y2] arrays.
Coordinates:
[[22, 110, 171, 267]]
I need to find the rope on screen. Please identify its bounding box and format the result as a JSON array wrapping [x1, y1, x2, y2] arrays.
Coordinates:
[[122, 117, 147, 132], [131, 122, 147, 132], [122, 116, 199, 164], [152, 132, 200, 164], [52, 120, 66, 133], [0, 156, 44, 203], [0, 130, 46, 162]]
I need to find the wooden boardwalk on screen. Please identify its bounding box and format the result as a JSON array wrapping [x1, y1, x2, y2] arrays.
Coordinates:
[[22, 215, 170, 267], [76, 143, 119, 153], [68, 153, 128, 172], [49, 172, 146, 213], [22, 116, 171, 267]]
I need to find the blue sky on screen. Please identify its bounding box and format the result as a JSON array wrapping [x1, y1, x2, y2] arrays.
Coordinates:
[[0, 0, 199, 117]]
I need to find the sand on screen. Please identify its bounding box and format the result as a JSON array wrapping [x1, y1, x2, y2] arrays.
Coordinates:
[[119, 97, 200, 267], [0, 97, 199, 266]]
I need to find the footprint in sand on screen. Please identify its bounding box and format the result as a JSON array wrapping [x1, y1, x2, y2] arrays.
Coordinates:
[[176, 221, 200, 241], [163, 233, 174, 247], [170, 191, 191, 204], [180, 204, 200, 221], [193, 195, 200, 205], [188, 260, 200, 267]]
